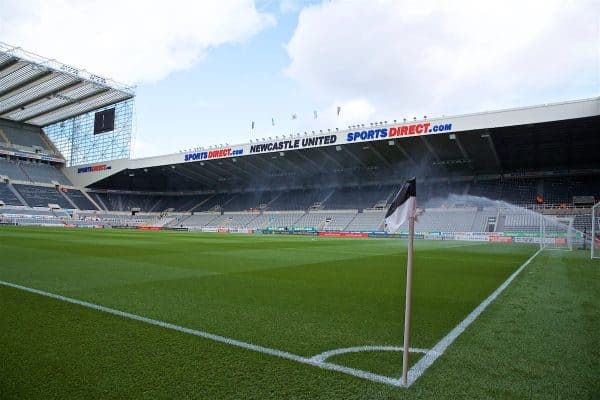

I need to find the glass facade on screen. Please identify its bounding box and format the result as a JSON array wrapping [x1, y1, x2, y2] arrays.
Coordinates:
[[43, 99, 134, 167]]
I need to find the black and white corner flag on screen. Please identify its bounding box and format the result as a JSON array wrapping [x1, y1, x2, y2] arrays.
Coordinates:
[[385, 178, 416, 233]]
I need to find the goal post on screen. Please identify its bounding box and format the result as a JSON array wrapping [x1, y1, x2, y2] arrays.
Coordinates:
[[592, 203, 600, 259], [541, 216, 577, 251]]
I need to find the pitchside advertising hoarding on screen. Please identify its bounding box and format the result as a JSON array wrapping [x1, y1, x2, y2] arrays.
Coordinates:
[[182, 121, 453, 163]]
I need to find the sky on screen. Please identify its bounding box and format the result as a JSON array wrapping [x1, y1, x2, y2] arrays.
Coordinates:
[[1, 0, 599, 158]]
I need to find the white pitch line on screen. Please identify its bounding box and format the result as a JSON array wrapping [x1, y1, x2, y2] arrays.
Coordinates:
[[310, 345, 429, 363], [406, 247, 544, 386], [440, 242, 489, 249], [0, 280, 404, 387]]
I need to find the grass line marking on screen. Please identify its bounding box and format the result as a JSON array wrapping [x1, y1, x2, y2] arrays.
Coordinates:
[[0, 279, 404, 387], [310, 345, 429, 363], [406, 246, 544, 386]]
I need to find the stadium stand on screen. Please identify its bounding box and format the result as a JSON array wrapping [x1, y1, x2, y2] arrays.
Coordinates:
[[292, 210, 359, 231], [0, 157, 30, 181], [468, 180, 504, 202], [152, 195, 209, 212], [94, 192, 159, 212], [19, 161, 71, 185], [193, 193, 232, 212], [217, 192, 276, 211], [13, 184, 73, 208], [409, 208, 477, 233], [0, 157, 70, 185], [208, 212, 261, 228], [267, 189, 327, 211], [0, 182, 22, 205], [62, 189, 97, 210], [324, 185, 395, 209], [573, 213, 592, 232], [543, 176, 600, 205], [74, 210, 155, 226], [0, 120, 49, 150], [250, 211, 306, 229], [178, 212, 221, 227], [345, 210, 386, 231], [470, 208, 499, 232], [503, 212, 541, 233], [501, 179, 538, 206]]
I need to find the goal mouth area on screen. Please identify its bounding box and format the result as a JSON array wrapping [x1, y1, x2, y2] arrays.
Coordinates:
[[540, 216, 581, 252], [592, 202, 600, 259]]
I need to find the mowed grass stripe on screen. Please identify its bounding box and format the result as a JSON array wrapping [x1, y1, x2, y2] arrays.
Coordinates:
[[1, 241, 597, 399], [0, 227, 536, 379]]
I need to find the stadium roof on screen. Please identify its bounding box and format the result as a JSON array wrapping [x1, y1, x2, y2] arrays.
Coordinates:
[[0, 42, 135, 127], [75, 97, 600, 192]]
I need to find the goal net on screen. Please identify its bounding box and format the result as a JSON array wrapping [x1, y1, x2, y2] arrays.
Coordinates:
[[592, 203, 600, 259], [540, 216, 578, 251]]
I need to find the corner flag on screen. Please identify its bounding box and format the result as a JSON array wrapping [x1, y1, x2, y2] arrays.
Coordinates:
[[385, 178, 416, 232], [386, 177, 417, 386]]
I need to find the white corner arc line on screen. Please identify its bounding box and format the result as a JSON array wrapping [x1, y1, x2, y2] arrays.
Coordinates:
[[310, 345, 429, 363], [406, 247, 544, 386], [0, 280, 404, 387]]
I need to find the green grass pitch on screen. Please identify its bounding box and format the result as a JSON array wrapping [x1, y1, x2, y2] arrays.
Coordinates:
[[0, 226, 598, 399]]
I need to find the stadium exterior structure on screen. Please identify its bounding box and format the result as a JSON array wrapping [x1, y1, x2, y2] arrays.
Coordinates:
[[68, 97, 600, 194], [2, 44, 597, 245]]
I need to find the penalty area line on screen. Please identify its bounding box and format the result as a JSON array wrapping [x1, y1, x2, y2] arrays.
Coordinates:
[[406, 246, 544, 386], [0, 279, 405, 387]]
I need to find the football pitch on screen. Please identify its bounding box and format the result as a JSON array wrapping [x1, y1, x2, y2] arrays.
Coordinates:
[[0, 227, 598, 399]]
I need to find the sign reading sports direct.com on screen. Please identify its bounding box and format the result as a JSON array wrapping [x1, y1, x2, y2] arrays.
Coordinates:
[[346, 122, 453, 142]]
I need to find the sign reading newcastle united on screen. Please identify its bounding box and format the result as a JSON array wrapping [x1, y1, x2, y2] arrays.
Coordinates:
[[249, 134, 337, 154]]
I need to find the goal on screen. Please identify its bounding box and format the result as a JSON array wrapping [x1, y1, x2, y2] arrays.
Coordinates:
[[540, 216, 577, 251], [592, 203, 600, 259]]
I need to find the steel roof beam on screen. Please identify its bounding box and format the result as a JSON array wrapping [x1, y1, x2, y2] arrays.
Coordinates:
[[168, 167, 213, 186], [368, 145, 393, 168], [318, 148, 344, 168], [0, 70, 52, 98], [419, 136, 442, 161], [0, 58, 21, 76], [187, 162, 222, 180], [483, 129, 503, 172], [224, 159, 254, 178], [0, 78, 85, 116], [394, 142, 417, 166], [252, 154, 281, 174], [289, 150, 323, 173], [342, 146, 367, 168], [451, 134, 473, 170], [275, 153, 306, 174], [236, 157, 264, 174], [18, 87, 110, 122], [170, 165, 218, 185]]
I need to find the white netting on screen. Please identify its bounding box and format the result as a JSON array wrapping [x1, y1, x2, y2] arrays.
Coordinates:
[[592, 203, 600, 259], [541, 216, 578, 251]]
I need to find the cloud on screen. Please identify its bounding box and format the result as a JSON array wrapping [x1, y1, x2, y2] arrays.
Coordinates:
[[285, 0, 599, 119], [0, 0, 275, 84]]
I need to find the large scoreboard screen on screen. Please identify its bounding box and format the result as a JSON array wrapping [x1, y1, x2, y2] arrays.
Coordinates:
[[94, 108, 115, 134]]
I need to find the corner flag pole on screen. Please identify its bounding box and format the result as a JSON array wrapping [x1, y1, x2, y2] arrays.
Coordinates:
[[383, 177, 417, 386], [402, 191, 416, 386]]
